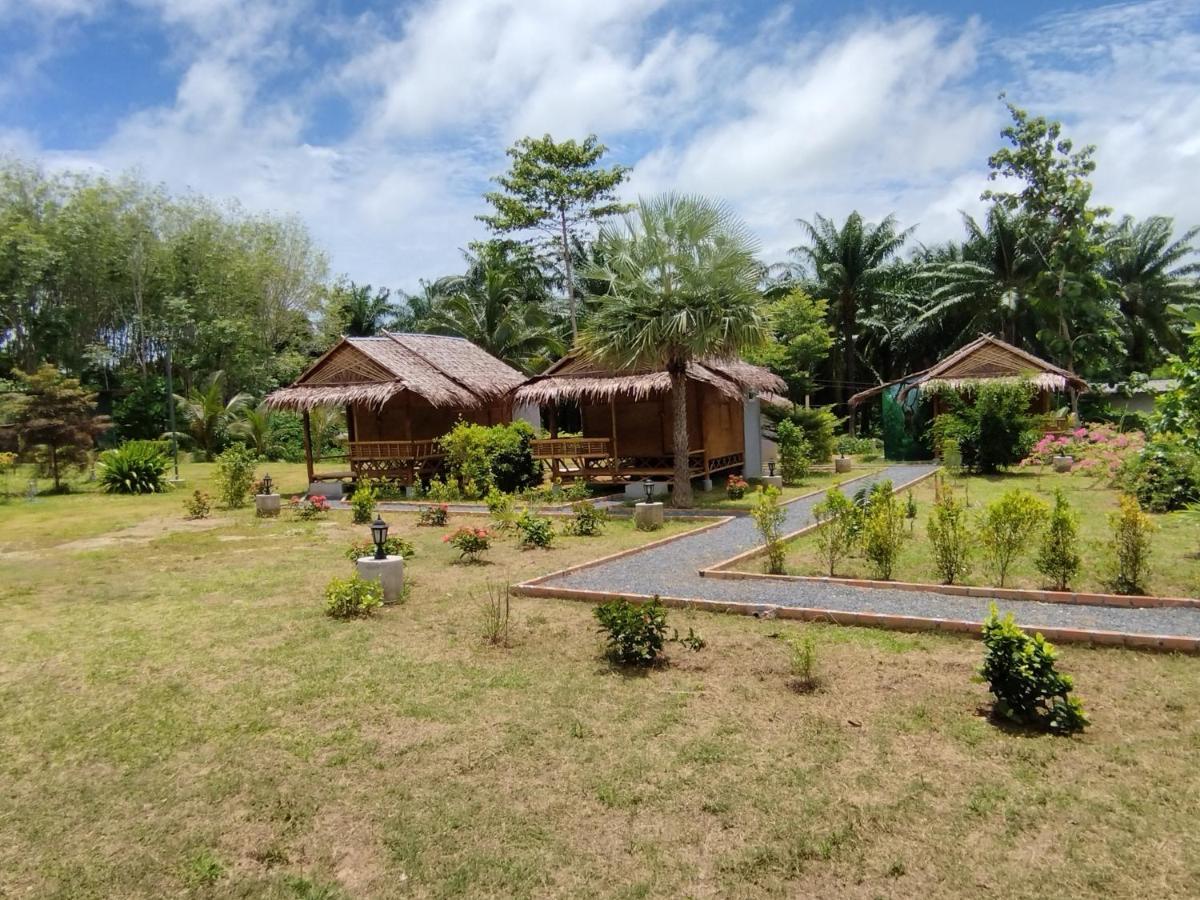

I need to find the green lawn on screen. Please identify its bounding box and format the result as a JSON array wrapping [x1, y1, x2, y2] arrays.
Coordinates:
[[2, 466, 1199, 898], [777, 471, 1200, 597], [689, 465, 883, 510]]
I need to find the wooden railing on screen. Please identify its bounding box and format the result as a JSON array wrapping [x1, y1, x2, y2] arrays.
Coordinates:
[[348, 440, 443, 461], [531, 437, 612, 459]]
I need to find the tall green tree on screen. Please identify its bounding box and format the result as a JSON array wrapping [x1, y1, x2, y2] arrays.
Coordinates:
[[748, 288, 833, 402], [790, 211, 912, 406], [422, 244, 564, 373], [0, 364, 110, 490], [1102, 215, 1200, 373], [479, 134, 631, 337], [322, 280, 396, 339], [578, 194, 769, 507]]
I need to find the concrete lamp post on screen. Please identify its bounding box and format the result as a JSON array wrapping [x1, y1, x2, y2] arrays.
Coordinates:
[[357, 515, 404, 604], [255, 471, 281, 517], [634, 477, 664, 531]]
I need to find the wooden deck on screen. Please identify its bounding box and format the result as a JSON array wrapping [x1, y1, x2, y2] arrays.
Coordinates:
[[312, 440, 445, 484], [530, 437, 743, 483]]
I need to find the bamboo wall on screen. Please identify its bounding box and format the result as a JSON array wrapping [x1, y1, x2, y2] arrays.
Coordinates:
[[350, 394, 508, 442], [578, 383, 744, 459]]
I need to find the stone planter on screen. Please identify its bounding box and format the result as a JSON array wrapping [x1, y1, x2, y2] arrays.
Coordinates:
[[634, 502, 664, 531], [255, 493, 281, 517], [834, 457, 853, 473], [1052, 455, 1074, 473], [356, 555, 405, 604], [760, 475, 784, 489]]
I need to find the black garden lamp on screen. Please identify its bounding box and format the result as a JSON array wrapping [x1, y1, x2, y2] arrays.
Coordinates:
[[260, 472, 273, 496], [767, 461, 775, 477], [370, 515, 389, 560], [642, 478, 654, 503]]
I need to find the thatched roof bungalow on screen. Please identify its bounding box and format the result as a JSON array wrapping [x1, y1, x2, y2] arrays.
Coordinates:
[[514, 352, 784, 485], [266, 332, 525, 485], [847, 334, 1088, 460]]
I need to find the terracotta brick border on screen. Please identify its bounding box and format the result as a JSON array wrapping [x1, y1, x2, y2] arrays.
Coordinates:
[[699, 568, 1200, 611]]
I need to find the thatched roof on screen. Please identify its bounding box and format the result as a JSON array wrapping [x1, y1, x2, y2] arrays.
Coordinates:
[[848, 334, 1088, 408], [513, 352, 785, 405], [265, 332, 525, 411]]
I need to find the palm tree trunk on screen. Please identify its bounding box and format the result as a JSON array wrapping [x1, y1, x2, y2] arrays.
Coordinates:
[[560, 208, 577, 339], [669, 363, 693, 508], [841, 290, 856, 408]]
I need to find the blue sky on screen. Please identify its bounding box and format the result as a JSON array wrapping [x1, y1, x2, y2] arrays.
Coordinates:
[[2, 0, 1199, 289]]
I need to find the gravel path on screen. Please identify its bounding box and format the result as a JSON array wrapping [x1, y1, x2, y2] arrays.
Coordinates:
[[540, 464, 1200, 640]]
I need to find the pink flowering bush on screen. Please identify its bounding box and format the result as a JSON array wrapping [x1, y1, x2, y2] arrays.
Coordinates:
[[1020, 424, 1145, 485], [289, 494, 330, 519], [444, 526, 491, 562]]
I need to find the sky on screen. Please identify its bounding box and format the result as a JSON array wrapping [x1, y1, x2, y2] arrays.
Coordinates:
[[2, 0, 1199, 290]]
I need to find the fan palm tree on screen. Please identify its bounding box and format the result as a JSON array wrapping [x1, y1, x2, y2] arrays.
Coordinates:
[[1102, 215, 1200, 372], [423, 246, 565, 373], [578, 193, 769, 507], [791, 212, 912, 407], [914, 207, 1041, 346], [173, 371, 252, 460]]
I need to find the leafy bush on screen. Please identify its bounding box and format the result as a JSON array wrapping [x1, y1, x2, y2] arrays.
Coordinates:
[[782, 406, 837, 462], [418, 503, 450, 526], [861, 482, 905, 580], [834, 434, 882, 457], [927, 485, 972, 584], [264, 411, 307, 462], [750, 486, 787, 574], [813, 488, 857, 577], [486, 487, 516, 530], [324, 574, 383, 619], [1118, 434, 1200, 512], [1035, 489, 1082, 591], [978, 489, 1047, 587], [183, 490, 212, 520], [111, 375, 170, 442], [787, 633, 819, 692], [725, 475, 749, 499], [424, 477, 462, 502], [213, 444, 258, 508], [444, 525, 492, 562], [979, 604, 1087, 733], [594, 597, 668, 665], [343, 535, 414, 560], [290, 494, 330, 519], [1108, 494, 1154, 595], [932, 381, 1038, 473], [563, 500, 609, 536], [515, 507, 555, 549], [349, 482, 377, 524], [98, 441, 170, 494], [775, 418, 811, 486], [440, 420, 541, 498]]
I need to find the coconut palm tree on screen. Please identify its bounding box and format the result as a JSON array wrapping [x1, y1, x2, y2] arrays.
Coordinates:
[[578, 193, 769, 507], [790, 212, 912, 407], [1102, 215, 1200, 372], [230, 402, 273, 457], [423, 245, 565, 373], [173, 371, 252, 460]]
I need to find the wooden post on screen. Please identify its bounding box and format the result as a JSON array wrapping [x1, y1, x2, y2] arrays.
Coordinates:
[[609, 398, 619, 481], [548, 405, 559, 480], [695, 386, 707, 477], [302, 410, 315, 485]]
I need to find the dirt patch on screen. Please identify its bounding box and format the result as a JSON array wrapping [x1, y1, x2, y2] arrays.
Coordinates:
[[51, 516, 230, 553]]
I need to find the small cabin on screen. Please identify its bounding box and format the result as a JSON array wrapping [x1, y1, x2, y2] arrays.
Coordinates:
[[265, 332, 526, 486], [514, 353, 785, 485], [847, 334, 1088, 460]]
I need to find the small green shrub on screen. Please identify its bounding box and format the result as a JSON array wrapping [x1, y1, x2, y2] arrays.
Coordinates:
[[775, 418, 811, 486], [594, 597, 668, 665], [349, 483, 377, 524], [861, 482, 905, 581], [674, 627, 706, 652], [787, 633, 819, 692], [785, 406, 837, 462], [424, 477, 461, 503], [563, 500, 609, 536], [979, 604, 1087, 733], [440, 419, 541, 497], [183, 490, 212, 520], [927, 485, 972, 584], [1035, 489, 1082, 591], [813, 488, 857, 577], [98, 441, 170, 494], [750, 486, 787, 574], [1108, 494, 1154, 595], [444, 525, 492, 562], [417, 503, 449, 527], [1118, 434, 1200, 512], [978, 489, 1047, 587], [343, 535, 414, 560], [515, 507, 555, 549], [213, 445, 258, 508], [324, 574, 383, 619], [563, 480, 591, 501], [904, 491, 918, 532]]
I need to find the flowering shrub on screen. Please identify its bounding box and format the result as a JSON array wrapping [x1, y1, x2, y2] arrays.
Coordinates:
[[1021, 424, 1146, 485], [418, 503, 450, 526], [290, 494, 330, 519], [444, 526, 491, 562], [726, 475, 750, 499]]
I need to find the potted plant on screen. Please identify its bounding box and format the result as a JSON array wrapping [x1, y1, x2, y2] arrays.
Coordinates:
[[726, 475, 750, 499]]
